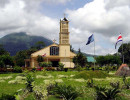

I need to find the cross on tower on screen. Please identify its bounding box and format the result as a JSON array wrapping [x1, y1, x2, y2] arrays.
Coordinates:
[[64, 13, 66, 18]]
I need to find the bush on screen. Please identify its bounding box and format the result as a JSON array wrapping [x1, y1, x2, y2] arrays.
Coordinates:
[[75, 64, 83, 72], [47, 62, 52, 67], [0, 60, 4, 68], [74, 71, 109, 80], [64, 68, 68, 72], [0, 94, 15, 100], [58, 62, 64, 70], [53, 84, 80, 100], [94, 86, 121, 100], [40, 62, 48, 67], [87, 79, 94, 87], [13, 66, 22, 73], [122, 75, 130, 89], [26, 74, 34, 92], [110, 81, 120, 89]]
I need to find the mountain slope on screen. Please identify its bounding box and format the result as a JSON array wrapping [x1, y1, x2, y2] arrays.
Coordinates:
[[0, 32, 53, 56]]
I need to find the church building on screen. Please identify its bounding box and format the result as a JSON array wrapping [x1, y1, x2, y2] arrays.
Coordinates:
[[25, 17, 76, 68]]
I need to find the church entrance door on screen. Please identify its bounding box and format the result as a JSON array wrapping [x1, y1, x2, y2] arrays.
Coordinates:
[[51, 61, 59, 67]]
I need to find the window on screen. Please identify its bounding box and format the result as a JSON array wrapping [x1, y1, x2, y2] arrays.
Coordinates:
[[50, 46, 59, 55]]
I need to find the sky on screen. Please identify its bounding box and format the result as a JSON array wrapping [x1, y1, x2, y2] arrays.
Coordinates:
[[0, 0, 130, 55]]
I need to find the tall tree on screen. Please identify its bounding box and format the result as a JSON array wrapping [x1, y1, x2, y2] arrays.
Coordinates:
[[118, 43, 130, 64], [73, 49, 87, 67], [96, 55, 121, 66]]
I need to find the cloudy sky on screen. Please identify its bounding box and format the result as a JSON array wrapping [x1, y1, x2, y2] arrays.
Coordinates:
[[0, 0, 130, 55]]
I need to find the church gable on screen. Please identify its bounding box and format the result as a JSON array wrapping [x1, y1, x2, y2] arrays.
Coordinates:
[[31, 43, 59, 57]]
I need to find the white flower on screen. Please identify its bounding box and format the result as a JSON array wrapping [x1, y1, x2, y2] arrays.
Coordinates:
[[0, 80, 5, 82], [74, 79, 86, 82], [0, 76, 13, 80], [70, 75, 75, 77], [15, 76, 26, 80], [57, 75, 68, 78], [55, 79, 63, 83]]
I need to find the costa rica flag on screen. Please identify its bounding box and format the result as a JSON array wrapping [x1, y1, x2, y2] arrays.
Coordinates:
[[115, 33, 123, 49]]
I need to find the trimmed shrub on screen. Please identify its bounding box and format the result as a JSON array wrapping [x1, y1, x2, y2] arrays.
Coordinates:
[[74, 71, 109, 80], [13, 66, 22, 73], [47, 62, 52, 67], [58, 62, 64, 71], [40, 62, 48, 67], [94, 86, 121, 100], [53, 84, 80, 100]]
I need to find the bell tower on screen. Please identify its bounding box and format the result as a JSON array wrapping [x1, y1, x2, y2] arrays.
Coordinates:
[[59, 17, 69, 44], [59, 16, 70, 58]]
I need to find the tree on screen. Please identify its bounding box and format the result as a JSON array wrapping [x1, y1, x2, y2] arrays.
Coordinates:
[[37, 55, 44, 65], [70, 45, 74, 52], [118, 43, 130, 64], [31, 41, 45, 50], [0, 55, 14, 67], [96, 55, 121, 66], [73, 49, 87, 67], [14, 48, 37, 67], [14, 50, 27, 67]]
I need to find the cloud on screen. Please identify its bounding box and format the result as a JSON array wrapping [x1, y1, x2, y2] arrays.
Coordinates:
[[67, 0, 130, 37], [66, 0, 130, 55], [0, 0, 59, 40]]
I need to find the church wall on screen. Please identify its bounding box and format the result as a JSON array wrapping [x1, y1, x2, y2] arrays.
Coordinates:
[[31, 47, 50, 57], [59, 45, 70, 57], [60, 58, 74, 68]]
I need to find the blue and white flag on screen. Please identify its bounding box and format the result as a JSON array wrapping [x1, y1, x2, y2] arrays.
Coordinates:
[[86, 34, 94, 45]]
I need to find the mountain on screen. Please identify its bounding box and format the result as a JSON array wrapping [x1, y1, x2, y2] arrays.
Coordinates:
[[0, 32, 53, 56]]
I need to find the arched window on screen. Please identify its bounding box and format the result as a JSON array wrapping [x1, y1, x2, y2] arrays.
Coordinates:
[[50, 46, 59, 55]]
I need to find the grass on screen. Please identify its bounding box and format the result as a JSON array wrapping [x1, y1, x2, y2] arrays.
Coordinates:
[[0, 71, 130, 100]]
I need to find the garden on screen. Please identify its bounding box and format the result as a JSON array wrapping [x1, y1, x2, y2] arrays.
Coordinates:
[[0, 69, 130, 100]]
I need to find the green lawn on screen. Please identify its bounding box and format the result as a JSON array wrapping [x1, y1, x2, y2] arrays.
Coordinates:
[[0, 71, 130, 100]]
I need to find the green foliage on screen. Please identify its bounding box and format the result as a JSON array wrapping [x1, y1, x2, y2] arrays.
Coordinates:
[[26, 74, 34, 92], [0, 55, 14, 67], [122, 75, 130, 89], [94, 86, 121, 100], [0, 60, 4, 68], [75, 64, 82, 72], [40, 62, 48, 67], [47, 62, 52, 67], [33, 84, 48, 100], [0, 94, 15, 100], [110, 81, 120, 89], [118, 43, 130, 64], [33, 41, 45, 50], [15, 48, 37, 67], [13, 66, 22, 73], [58, 62, 64, 70], [40, 62, 52, 67], [87, 79, 94, 88], [53, 84, 80, 100], [37, 55, 44, 64], [74, 71, 109, 80], [70, 45, 74, 52], [96, 55, 121, 66], [73, 49, 87, 67]]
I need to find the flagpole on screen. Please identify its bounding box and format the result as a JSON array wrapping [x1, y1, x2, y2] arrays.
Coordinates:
[[122, 40, 124, 64], [94, 36, 95, 70]]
